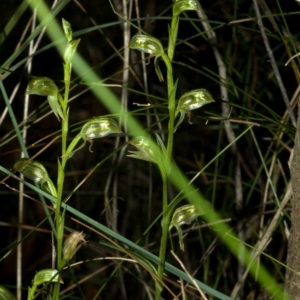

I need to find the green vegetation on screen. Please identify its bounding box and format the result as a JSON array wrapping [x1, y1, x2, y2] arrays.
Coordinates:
[[0, 0, 298, 299]]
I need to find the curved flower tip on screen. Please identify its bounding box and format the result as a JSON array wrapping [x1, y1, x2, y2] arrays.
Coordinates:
[[173, 0, 199, 16], [129, 34, 164, 57]]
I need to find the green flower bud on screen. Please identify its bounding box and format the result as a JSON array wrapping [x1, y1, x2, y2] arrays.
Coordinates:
[[63, 39, 80, 64], [129, 34, 164, 57], [175, 89, 214, 132], [33, 269, 62, 286], [62, 18, 72, 42], [63, 231, 86, 261], [14, 158, 49, 184], [26, 77, 64, 120], [169, 204, 204, 229], [65, 117, 121, 157], [127, 136, 163, 165], [14, 158, 57, 197], [177, 89, 214, 112], [0, 286, 16, 300], [26, 77, 58, 97], [80, 117, 121, 140], [173, 0, 198, 16], [169, 204, 204, 250]]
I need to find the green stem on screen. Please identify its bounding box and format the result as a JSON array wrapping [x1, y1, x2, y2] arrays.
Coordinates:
[[162, 53, 175, 163], [154, 14, 179, 297], [155, 171, 169, 300], [53, 63, 71, 300]]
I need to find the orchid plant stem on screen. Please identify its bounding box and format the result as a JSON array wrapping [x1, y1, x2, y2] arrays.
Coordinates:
[[154, 13, 179, 300], [53, 63, 71, 300]]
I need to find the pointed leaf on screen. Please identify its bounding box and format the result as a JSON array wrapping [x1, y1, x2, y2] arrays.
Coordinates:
[[154, 56, 164, 81], [0, 286, 16, 300]]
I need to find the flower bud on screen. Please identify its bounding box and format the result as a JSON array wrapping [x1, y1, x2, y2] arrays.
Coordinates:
[[62, 18, 72, 42], [63, 39, 80, 64], [174, 89, 214, 131], [0, 286, 16, 300], [127, 136, 163, 165], [26, 77, 63, 120], [63, 231, 86, 261], [33, 269, 62, 286], [14, 158, 49, 184], [177, 89, 214, 112], [14, 158, 57, 197], [129, 34, 164, 57], [169, 204, 204, 229], [80, 117, 121, 141], [169, 204, 204, 250], [26, 77, 58, 97], [173, 0, 198, 16]]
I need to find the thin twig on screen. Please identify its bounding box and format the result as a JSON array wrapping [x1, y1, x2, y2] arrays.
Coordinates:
[[171, 250, 208, 300], [196, 4, 245, 299], [252, 0, 296, 127]]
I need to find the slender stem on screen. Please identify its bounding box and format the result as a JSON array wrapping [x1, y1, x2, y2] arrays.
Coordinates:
[[53, 63, 71, 300], [154, 13, 180, 300], [162, 53, 175, 163], [155, 171, 169, 300]]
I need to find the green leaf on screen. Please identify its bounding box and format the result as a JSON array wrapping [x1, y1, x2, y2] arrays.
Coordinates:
[[154, 56, 164, 81], [0, 286, 16, 300]]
